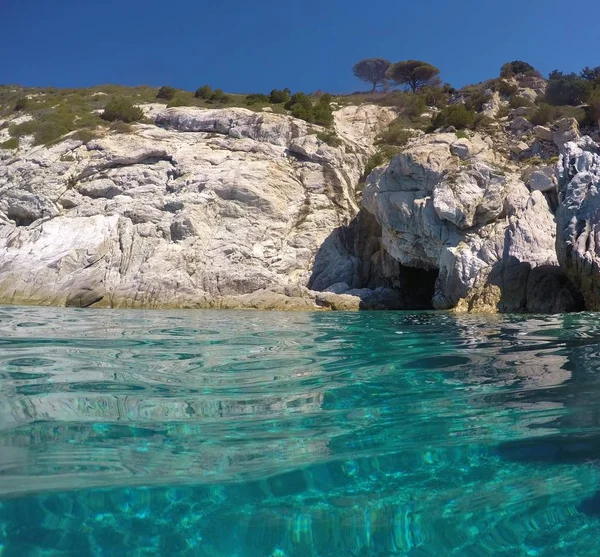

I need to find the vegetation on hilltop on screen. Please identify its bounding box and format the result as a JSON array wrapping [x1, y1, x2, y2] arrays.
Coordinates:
[[352, 58, 391, 92], [2, 56, 600, 153]]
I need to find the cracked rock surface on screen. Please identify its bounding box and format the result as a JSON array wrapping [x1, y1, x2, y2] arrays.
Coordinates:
[[0, 105, 395, 308], [362, 132, 583, 313]]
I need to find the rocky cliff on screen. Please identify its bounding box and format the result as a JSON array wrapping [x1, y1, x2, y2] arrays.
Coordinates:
[[1, 89, 599, 313], [0, 104, 398, 309]]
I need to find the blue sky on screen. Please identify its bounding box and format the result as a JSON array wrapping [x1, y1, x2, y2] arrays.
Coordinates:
[[3, 0, 600, 93]]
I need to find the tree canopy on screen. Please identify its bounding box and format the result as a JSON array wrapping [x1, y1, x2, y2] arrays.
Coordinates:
[[386, 60, 440, 93], [546, 71, 592, 106], [352, 58, 391, 91], [500, 61, 538, 78]]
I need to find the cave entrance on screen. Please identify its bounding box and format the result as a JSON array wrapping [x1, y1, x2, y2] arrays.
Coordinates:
[[399, 265, 439, 310]]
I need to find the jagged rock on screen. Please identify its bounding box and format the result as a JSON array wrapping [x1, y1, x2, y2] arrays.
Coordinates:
[[511, 107, 531, 117], [510, 141, 530, 155], [553, 118, 580, 147], [556, 136, 600, 309], [534, 125, 553, 142], [314, 287, 404, 310], [362, 132, 582, 313], [523, 166, 557, 193], [511, 116, 533, 131], [0, 105, 394, 308], [482, 91, 502, 117]]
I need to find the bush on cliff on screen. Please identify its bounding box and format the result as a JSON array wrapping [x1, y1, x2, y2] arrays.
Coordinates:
[[207, 89, 229, 103], [285, 93, 334, 127], [194, 85, 212, 99], [432, 104, 475, 130], [157, 86, 177, 101], [14, 97, 29, 111], [269, 89, 290, 104], [589, 88, 600, 124], [546, 71, 592, 106], [376, 118, 414, 147], [246, 93, 269, 105], [528, 102, 590, 127], [101, 98, 144, 123], [500, 61, 539, 78], [316, 130, 342, 147], [0, 137, 18, 149]]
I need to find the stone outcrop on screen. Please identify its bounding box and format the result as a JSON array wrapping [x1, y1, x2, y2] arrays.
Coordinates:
[[1, 93, 598, 313], [361, 132, 583, 313], [0, 105, 395, 309], [556, 135, 600, 309]]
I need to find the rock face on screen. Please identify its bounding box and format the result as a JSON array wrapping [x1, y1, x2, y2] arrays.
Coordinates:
[[362, 133, 583, 313], [556, 136, 600, 309], [0, 105, 395, 308], [0, 97, 596, 314]]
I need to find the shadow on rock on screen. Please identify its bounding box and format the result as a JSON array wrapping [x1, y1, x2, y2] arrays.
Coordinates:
[[308, 210, 438, 310]]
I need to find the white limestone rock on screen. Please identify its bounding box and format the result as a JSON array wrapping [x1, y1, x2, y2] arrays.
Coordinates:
[[362, 132, 581, 313], [0, 106, 393, 308], [556, 136, 600, 309]]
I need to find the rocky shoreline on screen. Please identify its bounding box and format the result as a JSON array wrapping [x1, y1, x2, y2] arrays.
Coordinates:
[[1, 90, 599, 312]]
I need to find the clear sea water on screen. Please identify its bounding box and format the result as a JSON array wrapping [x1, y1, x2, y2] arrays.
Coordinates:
[[2, 306, 600, 556]]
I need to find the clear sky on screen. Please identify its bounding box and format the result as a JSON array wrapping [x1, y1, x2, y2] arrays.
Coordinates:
[[4, 0, 600, 93]]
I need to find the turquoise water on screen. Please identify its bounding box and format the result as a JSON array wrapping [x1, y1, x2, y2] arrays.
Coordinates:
[[2, 307, 600, 555]]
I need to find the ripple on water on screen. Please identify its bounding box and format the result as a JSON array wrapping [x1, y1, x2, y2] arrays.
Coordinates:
[[0, 308, 600, 555]]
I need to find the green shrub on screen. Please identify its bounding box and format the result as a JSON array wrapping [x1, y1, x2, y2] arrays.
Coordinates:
[[528, 103, 554, 126], [432, 104, 475, 130], [400, 93, 428, 120], [0, 137, 18, 149], [455, 130, 468, 139], [472, 113, 494, 131], [285, 92, 310, 110], [109, 121, 133, 134], [546, 71, 592, 106], [157, 86, 177, 101], [589, 88, 600, 124], [419, 86, 449, 109], [14, 97, 29, 111], [101, 98, 144, 123], [496, 105, 511, 119], [316, 130, 342, 147], [71, 128, 98, 143], [209, 89, 228, 103], [509, 95, 533, 109], [495, 80, 519, 97], [500, 61, 538, 78], [312, 97, 334, 126], [528, 103, 590, 127], [9, 119, 38, 138], [269, 89, 290, 104], [286, 93, 334, 127], [362, 146, 399, 180], [462, 85, 491, 112], [245, 93, 269, 105], [194, 85, 212, 99], [376, 118, 414, 146], [167, 95, 193, 108]]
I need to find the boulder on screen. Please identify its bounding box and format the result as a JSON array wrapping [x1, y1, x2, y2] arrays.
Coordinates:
[[510, 141, 530, 155], [524, 167, 557, 193], [533, 125, 553, 142], [553, 118, 580, 147], [510, 116, 533, 131]]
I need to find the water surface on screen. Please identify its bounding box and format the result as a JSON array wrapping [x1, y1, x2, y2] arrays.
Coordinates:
[[1, 307, 600, 555]]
